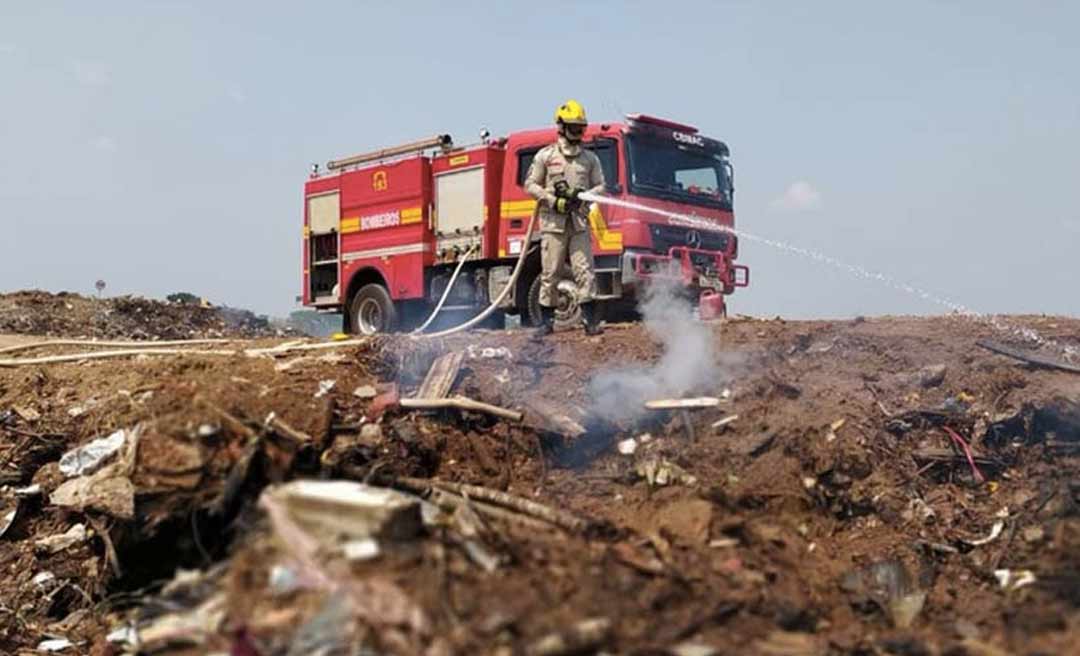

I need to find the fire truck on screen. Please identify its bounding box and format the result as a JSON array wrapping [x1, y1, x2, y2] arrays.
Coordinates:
[[301, 114, 749, 334]]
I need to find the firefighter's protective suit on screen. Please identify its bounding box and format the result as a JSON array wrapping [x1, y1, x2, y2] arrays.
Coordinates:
[[524, 100, 606, 336]]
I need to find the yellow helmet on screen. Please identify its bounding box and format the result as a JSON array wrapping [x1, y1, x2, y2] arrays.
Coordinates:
[[554, 99, 588, 126]]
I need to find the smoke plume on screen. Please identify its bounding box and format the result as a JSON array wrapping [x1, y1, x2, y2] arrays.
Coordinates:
[[588, 280, 736, 425]]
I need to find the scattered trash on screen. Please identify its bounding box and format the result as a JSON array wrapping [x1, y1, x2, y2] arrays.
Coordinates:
[[841, 559, 926, 628], [51, 475, 135, 519], [712, 414, 738, 430], [617, 438, 638, 455], [269, 564, 301, 596], [1022, 525, 1046, 543], [353, 384, 377, 399], [963, 520, 1005, 547], [943, 426, 985, 483], [994, 569, 1037, 590], [58, 429, 127, 478], [342, 537, 381, 561], [826, 418, 846, 442], [0, 497, 17, 539], [34, 523, 88, 554], [14, 405, 41, 422], [36, 638, 75, 652], [466, 344, 513, 360], [918, 364, 948, 388], [527, 617, 612, 656], [314, 379, 336, 398], [977, 340, 1080, 375], [635, 456, 698, 487], [709, 537, 739, 549], [116, 593, 227, 650], [32, 571, 56, 587], [262, 480, 423, 543]]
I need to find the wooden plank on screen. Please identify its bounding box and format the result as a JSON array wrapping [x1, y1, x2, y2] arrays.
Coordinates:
[[415, 351, 464, 400], [521, 398, 587, 438], [645, 397, 722, 411]]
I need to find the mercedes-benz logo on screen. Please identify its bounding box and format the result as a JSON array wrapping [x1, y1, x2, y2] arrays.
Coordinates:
[[685, 230, 701, 249]]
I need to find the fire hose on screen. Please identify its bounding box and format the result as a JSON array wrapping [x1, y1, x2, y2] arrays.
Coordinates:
[[410, 243, 478, 334], [413, 205, 538, 339]]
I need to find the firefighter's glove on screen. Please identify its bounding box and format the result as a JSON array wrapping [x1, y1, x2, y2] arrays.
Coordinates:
[[554, 197, 571, 214]]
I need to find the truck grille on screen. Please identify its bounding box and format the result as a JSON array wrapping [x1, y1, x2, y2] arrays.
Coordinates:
[[649, 224, 731, 254]]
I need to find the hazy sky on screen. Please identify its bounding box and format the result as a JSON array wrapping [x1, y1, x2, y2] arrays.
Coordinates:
[[2, 2, 1078, 319]]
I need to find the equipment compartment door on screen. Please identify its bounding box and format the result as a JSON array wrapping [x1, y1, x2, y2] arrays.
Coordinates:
[[306, 191, 341, 304], [434, 166, 485, 255]]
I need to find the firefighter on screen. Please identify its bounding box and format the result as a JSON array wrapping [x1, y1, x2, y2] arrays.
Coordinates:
[[524, 99, 606, 337]]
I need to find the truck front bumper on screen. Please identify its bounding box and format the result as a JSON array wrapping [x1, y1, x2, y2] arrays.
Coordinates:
[[621, 247, 749, 294]]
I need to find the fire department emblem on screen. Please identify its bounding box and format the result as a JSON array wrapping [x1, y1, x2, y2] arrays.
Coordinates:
[[372, 170, 388, 191]]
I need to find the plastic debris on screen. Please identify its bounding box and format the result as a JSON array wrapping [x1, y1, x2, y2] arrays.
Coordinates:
[[0, 498, 17, 539], [841, 559, 926, 628], [35, 523, 88, 554], [826, 418, 846, 442], [262, 480, 422, 543], [342, 538, 381, 561], [37, 638, 74, 652], [617, 438, 638, 455], [32, 571, 56, 587], [528, 617, 612, 656], [314, 379, 336, 398], [964, 521, 1005, 547], [15, 484, 42, 497], [269, 564, 300, 595], [467, 344, 513, 360], [58, 429, 127, 478], [994, 569, 1037, 590], [353, 384, 378, 399], [635, 456, 698, 487]]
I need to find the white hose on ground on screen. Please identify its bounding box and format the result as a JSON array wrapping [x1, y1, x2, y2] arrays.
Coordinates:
[[411, 243, 478, 334], [415, 206, 538, 339]]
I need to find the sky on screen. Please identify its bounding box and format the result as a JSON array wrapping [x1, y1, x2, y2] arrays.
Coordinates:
[[2, 1, 1078, 319]]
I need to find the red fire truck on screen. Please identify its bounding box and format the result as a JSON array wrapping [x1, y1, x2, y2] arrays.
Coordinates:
[[301, 114, 749, 334]]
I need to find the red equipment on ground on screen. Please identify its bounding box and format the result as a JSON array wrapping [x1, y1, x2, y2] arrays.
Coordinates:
[[301, 115, 749, 334]]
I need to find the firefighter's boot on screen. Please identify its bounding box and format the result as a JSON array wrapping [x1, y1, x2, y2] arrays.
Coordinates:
[[581, 302, 604, 336], [533, 305, 555, 339]]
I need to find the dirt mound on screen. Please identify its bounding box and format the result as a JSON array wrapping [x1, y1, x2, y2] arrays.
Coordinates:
[[1, 315, 1079, 654], [0, 290, 291, 339]]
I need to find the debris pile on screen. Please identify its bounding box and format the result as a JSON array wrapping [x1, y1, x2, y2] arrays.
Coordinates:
[[0, 290, 290, 339], [1, 313, 1079, 653]]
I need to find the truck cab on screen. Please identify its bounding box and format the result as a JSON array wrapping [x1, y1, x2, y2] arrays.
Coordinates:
[[496, 114, 747, 325]]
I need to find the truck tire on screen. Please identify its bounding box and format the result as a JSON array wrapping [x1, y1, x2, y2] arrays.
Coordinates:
[[526, 275, 581, 329], [348, 283, 398, 335]]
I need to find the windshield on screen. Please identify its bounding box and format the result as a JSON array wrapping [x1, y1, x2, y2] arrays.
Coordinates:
[[626, 135, 733, 210]]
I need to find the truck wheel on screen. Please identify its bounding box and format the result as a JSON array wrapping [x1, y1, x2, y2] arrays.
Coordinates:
[[526, 275, 581, 329], [348, 283, 398, 335]]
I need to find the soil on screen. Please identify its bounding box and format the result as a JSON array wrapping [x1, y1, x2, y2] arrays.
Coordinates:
[[1, 311, 1079, 655]]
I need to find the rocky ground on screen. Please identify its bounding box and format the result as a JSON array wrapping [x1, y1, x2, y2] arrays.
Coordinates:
[[0, 304, 1079, 655]]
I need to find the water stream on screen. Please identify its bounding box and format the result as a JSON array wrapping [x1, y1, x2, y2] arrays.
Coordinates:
[[579, 192, 1076, 361]]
